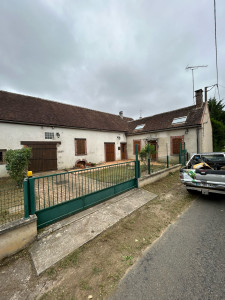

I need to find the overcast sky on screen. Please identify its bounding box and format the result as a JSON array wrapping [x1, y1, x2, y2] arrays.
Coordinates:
[[1, 0, 224, 119]]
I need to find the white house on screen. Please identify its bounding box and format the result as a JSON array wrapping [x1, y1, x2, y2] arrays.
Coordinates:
[[0, 89, 213, 177], [127, 90, 213, 162]]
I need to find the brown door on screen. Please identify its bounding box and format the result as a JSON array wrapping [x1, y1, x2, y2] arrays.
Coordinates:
[[105, 143, 115, 162], [120, 143, 127, 160], [148, 141, 157, 160], [21, 142, 57, 172], [133, 140, 141, 154]]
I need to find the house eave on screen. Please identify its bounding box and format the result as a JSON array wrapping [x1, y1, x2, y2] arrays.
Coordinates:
[[0, 120, 128, 133], [127, 124, 202, 136]]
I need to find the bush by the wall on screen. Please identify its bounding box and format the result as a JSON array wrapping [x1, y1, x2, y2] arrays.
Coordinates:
[[139, 144, 156, 161], [4, 148, 32, 186]]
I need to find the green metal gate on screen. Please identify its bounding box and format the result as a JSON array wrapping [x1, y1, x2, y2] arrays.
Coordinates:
[[24, 161, 138, 228]]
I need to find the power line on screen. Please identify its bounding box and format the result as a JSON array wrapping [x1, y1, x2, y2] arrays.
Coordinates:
[[214, 0, 221, 100], [207, 85, 216, 92]]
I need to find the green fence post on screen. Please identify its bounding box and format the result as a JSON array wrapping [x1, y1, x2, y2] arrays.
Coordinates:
[[23, 178, 30, 219], [135, 144, 140, 179], [148, 144, 151, 174], [148, 158, 151, 174], [179, 142, 182, 164], [28, 177, 36, 215], [167, 155, 169, 168]]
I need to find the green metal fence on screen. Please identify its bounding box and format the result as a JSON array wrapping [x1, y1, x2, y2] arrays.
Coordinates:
[[179, 142, 188, 166], [140, 157, 179, 177], [24, 160, 137, 228], [0, 187, 24, 226]]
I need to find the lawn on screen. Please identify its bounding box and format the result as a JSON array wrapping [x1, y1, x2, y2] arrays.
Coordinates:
[[84, 161, 170, 184], [83, 164, 135, 184]]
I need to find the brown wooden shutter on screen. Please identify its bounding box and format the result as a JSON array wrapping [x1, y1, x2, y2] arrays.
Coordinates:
[[172, 138, 183, 154], [75, 139, 87, 155]]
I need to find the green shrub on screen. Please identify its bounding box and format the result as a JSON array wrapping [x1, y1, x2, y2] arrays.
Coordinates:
[[4, 148, 32, 186], [139, 144, 155, 161]]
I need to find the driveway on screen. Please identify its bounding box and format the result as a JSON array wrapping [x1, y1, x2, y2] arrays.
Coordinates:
[[109, 194, 225, 300]]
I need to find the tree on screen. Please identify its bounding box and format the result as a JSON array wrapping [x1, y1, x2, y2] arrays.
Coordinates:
[[208, 98, 225, 123], [4, 148, 32, 187], [208, 98, 225, 151], [210, 119, 225, 152], [139, 144, 156, 161]]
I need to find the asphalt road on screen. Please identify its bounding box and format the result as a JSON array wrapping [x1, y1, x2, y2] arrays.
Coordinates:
[[109, 194, 225, 300]]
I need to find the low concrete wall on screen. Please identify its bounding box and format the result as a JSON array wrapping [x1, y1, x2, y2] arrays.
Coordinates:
[[138, 164, 181, 188], [0, 215, 37, 260]]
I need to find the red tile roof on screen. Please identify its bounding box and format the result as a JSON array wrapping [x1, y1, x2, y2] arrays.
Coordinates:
[[0, 91, 205, 134], [0, 91, 129, 132], [128, 104, 204, 135]]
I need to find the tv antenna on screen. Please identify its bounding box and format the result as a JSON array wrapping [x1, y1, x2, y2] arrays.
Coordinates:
[[186, 65, 208, 103]]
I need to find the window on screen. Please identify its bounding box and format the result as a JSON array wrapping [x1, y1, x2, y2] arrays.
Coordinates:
[[45, 132, 54, 139], [0, 149, 6, 164], [133, 140, 141, 154], [171, 136, 184, 155], [135, 124, 145, 130], [75, 139, 87, 155], [172, 116, 187, 125]]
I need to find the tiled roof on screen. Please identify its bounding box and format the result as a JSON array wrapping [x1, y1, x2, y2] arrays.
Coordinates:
[[128, 104, 204, 135], [0, 91, 129, 132], [0, 91, 205, 134]]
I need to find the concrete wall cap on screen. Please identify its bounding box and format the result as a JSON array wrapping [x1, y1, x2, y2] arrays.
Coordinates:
[[0, 215, 37, 235], [139, 164, 181, 182]]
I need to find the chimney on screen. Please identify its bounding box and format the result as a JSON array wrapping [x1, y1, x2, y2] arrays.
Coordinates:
[[195, 89, 203, 108], [119, 111, 123, 119]]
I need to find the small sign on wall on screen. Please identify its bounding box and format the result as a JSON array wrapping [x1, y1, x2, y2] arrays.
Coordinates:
[[118, 147, 120, 150]]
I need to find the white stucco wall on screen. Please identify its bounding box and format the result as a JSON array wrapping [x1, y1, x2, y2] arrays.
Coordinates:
[[0, 123, 126, 177], [200, 103, 213, 153], [127, 127, 199, 161]]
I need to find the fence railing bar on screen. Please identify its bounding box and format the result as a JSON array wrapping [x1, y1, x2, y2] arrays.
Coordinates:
[[33, 161, 136, 180], [47, 177, 50, 207], [43, 178, 46, 209], [52, 176, 55, 206]]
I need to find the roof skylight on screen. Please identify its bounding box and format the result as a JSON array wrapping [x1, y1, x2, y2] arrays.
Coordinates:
[[135, 124, 145, 130], [172, 116, 187, 125]]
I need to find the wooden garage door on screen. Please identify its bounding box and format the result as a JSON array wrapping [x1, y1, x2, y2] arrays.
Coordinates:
[[105, 143, 115, 162], [21, 142, 58, 172]]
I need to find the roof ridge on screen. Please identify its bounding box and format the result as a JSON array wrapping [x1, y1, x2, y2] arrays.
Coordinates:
[[129, 104, 196, 123], [0, 90, 129, 120]]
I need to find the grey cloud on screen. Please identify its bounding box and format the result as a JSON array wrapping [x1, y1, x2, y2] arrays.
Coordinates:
[[0, 0, 224, 119]]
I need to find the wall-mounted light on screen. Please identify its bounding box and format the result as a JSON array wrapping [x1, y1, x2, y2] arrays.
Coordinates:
[[56, 132, 60, 138], [117, 136, 121, 140], [185, 129, 189, 134]]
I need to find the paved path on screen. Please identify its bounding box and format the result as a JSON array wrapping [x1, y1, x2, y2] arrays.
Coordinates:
[[109, 194, 225, 300], [29, 188, 157, 275]]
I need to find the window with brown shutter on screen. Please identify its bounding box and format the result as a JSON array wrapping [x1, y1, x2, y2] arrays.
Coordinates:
[[133, 140, 141, 154], [171, 136, 184, 155], [0, 149, 6, 164], [75, 139, 87, 155]]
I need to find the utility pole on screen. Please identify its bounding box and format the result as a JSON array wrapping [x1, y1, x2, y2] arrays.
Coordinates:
[[186, 65, 208, 103], [204, 84, 217, 103]]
